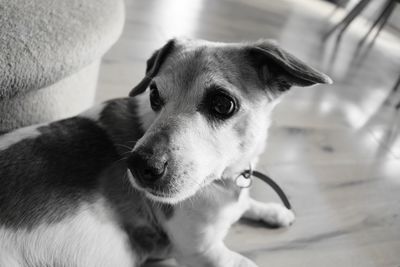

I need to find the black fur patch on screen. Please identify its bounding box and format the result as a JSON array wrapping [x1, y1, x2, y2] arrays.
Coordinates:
[[99, 98, 145, 155], [0, 117, 119, 229]]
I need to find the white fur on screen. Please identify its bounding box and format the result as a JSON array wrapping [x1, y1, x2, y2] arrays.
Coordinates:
[[164, 185, 251, 266], [243, 200, 295, 227], [163, 182, 294, 267], [0, 123, 45, 151], [79, 103, 106, 121], [0, 200, 135, 267]]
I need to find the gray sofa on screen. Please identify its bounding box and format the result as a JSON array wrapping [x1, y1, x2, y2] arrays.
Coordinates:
[[0, 0, 125, 132]]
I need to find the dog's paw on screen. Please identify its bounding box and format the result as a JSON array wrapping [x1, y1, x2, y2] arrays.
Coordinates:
[[260, 203, 295, 228], [234, 256, 259, 267], [275, 206, 295, 227]]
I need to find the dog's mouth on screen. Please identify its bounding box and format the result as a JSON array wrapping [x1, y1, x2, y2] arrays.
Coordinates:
[[126, 169, 182, 203], [144, 190, 178, 203], [144, 188, 173, 199], [142, 188, 185, 204]]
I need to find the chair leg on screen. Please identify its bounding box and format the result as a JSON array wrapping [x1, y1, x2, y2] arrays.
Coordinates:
[[357, 0, 393, 46], [392, 75, 400, 110], [327, 0, 349, 19], [392, 75, 400, 94], [324, 0, 371, 39], [367, 0, 396, 46]]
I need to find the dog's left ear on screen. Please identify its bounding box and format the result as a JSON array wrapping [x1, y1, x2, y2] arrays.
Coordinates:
[[129, 39, 176, 97], [246, 40, 332, 93]]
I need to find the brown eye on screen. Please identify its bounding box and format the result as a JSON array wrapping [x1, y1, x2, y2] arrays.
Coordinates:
[[210, 93, 236, 118], [149, 83, 163, 111]]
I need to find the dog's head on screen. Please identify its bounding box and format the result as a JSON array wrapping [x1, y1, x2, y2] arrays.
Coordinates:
[[126, 38, 331, 204]]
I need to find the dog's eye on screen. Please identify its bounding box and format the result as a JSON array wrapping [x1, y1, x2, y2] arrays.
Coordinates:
[[210, 93, 236, 118], [149, 84, 163, 111]]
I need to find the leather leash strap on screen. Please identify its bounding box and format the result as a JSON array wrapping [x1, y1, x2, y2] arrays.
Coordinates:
[[240, 169, 292, 210]]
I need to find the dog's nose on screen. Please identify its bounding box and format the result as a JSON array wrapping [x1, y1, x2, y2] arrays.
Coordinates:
[[127, 151, 167, 186]]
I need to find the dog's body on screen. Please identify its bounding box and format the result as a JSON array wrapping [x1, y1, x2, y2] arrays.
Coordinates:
[[0, 39, 331, 267]]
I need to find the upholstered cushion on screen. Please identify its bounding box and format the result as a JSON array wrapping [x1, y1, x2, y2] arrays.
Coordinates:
[[0, 0, 125, 100]]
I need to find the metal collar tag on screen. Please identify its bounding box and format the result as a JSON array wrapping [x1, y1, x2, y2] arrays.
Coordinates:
[[235, 165, 253, 188]]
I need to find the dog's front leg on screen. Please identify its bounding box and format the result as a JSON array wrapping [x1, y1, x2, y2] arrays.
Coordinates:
[[242, 198, 295, 227], [173, 241, 257, 267], [162, 192, 258, 267]]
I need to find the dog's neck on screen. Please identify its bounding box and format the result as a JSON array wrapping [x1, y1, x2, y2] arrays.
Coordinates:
[[222, 126, 269, 182]]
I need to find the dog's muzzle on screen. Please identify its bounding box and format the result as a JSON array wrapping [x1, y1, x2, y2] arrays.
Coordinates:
[[126, 151, 168, 187]]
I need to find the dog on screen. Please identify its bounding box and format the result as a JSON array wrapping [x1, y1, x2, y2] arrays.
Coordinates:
[[0, 38, 331, 267]]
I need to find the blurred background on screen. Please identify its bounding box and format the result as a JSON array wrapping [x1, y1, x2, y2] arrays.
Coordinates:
[[96, 0, 400, 266]]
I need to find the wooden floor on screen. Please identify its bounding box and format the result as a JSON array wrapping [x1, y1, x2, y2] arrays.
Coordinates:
[[96, 0, 400, 266]]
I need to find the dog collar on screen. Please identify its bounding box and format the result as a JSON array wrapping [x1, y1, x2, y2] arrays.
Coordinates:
[[235, 166, 292, 210]]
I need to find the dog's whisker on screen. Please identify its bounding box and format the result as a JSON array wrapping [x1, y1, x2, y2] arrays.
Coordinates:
[[115, 144, 134, 151], [111, 156, 128, 166]]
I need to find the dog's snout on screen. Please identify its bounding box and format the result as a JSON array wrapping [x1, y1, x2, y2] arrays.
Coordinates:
[[127, 151, 167, 186]]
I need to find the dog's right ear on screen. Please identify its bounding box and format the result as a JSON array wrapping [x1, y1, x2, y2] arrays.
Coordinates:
[[129, 39, 176, 97], [245, 40, 332, 95]]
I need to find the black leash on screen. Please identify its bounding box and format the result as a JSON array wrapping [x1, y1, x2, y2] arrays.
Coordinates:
[[236, 169, 292, 210]]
